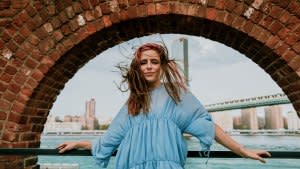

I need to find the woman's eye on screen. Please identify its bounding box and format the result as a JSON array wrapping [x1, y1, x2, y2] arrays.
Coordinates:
[[152, 60, 159, 64], [140, 61, 147, 65]]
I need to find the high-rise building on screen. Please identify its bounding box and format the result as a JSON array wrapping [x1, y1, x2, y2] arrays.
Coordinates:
[[64, 115, 72, 122], [83, 98, 96, 130], [211, 111, 233, 131], [287, 111, 300, 129], [241, 108, 258, 130], [258, 116, 265, 129], [265, 105, 284, 129], [233, 116, 242, 129]]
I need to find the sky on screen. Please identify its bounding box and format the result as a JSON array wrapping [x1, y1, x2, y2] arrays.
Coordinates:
[[49, 34, 295, 122]]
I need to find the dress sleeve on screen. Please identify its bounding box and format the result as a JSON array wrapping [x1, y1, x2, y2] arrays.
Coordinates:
[[91, 105, 130, 168], [180, 91, 215, 151]]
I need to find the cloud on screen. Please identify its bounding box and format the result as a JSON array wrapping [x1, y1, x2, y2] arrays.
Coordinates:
[[50, 34, 293, 119]]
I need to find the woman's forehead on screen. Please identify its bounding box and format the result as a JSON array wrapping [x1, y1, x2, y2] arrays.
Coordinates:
[[140, 50, 160, 59]]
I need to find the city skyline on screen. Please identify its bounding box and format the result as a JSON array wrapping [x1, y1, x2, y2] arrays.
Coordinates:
[[49, 34, 296, 121]]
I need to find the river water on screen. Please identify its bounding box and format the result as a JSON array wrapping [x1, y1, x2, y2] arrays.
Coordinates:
[[38, 135, 300, 169]]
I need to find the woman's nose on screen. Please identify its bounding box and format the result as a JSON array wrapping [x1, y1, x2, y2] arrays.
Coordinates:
[[146, 62, 152, 69]]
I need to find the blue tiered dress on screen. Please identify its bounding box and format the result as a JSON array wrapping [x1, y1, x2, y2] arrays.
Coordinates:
[[91, 85, 215, 169]]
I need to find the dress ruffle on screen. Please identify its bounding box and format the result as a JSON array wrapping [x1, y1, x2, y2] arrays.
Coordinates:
[[91, 85, 215, 169]]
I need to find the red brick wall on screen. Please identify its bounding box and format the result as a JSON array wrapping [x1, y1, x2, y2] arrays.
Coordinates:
[[0, 0, 300, 168]]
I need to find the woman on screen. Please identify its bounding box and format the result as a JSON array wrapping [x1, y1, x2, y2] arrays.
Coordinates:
[[58, 43, 271, 169]]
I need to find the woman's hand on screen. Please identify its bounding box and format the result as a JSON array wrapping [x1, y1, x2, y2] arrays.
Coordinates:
[[239, 147, 271, 163], [57, 141, 92, 153], [57, 141, 79, 153]]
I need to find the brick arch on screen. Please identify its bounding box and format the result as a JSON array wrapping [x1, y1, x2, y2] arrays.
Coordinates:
[[1, 0, 300, 168]]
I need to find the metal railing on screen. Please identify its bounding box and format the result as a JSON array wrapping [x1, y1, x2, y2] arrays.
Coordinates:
[[0, 149, 300, 159]]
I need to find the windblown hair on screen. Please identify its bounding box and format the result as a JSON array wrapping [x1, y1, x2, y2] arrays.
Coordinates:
[[117, 43, 187, 116]]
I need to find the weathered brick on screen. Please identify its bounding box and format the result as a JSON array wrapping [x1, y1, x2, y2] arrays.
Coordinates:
[[147, 3, 156, 16], [35, 27, 48, 40], [85, 10, 95, 21], [3, 91, 16, 102], [282, 50, 296, 63], [69, 18, 80, 31], [266, 35, 280, 49], [0, 58, 7, 67], [224, 13, 234, 26], [49, 50, 60, 61], [31, 70, 44, 82], [259, 16, 273, 29], [47, 5, 56, 15], [31, 49, 43, 61], [274, 42, 289, 56], [103, 15, 112, 27], [0, 111, 7, 120], [20, 85, 33, 97], [86, 22, 97, 35], [14, 72, 27, 85], [53, 30, 64, 42], [50, 17, 62, 29], [277, 27, 290, 40], [0, 99, 10, 111], [73, 2, 83, 13], [284, 34, 298, 46], [38, 60, 52, 74], [2, 130, 19, 142], [25, 5, 37, 17], [25, 58, 38, 69], [59, 11, 69, 23], [100, 2, 112, 14], [62, 38, 74, 51], [38, 38, 55, 54], [21, 133, 37, 142], [224, 0, 236, 11], [4, 65, 17, 75], [12, 142, 27, 148], [257, 29, 271, 43], [80, 0, 92, 10], [288, 56, 300, 71], [16, 93, 29, 104], [19, 26, 31, 38], [6, 40, 18, 52], [61, 24, 72, 35], [110, 12, 120, 24], [156, 2, 169, 15], [11, 102, 25, 113], [8, 82, 21, 93], [286, 16, 299, 30], [137, 4, 147, 17], [13, 34, 25, 45], [215, 0, 225, 9], [119, 0, 129, 9], [206, 8, 217, 20], [293, 42, 300, 53], [65, 6, 75, 18], [269, 20, 283, 34], [0, 72, 13, 83], [287, 1, 300, 18], [43, 23, 53, 33], [279, 10, 290, 23], [11, 0, 29, 9], [127, 6, 137, 19], [1, 30, 12, 42]]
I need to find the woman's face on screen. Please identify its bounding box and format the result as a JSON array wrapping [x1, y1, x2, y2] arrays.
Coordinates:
[[140, 49, 161, 88]]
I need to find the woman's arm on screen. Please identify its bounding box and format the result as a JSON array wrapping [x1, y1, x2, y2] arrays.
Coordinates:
[[57, 140, 92, 153], [215, 123, 271, 163]]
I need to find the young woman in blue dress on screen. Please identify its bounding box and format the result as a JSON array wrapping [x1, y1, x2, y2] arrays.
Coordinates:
[[57, 43, 271, 169]]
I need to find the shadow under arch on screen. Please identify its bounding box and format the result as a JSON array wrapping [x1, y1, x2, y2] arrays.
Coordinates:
[[23, 14, 299, 144]]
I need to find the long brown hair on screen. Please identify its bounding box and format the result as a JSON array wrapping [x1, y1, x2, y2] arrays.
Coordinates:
[[118, 43, 187, 116]]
